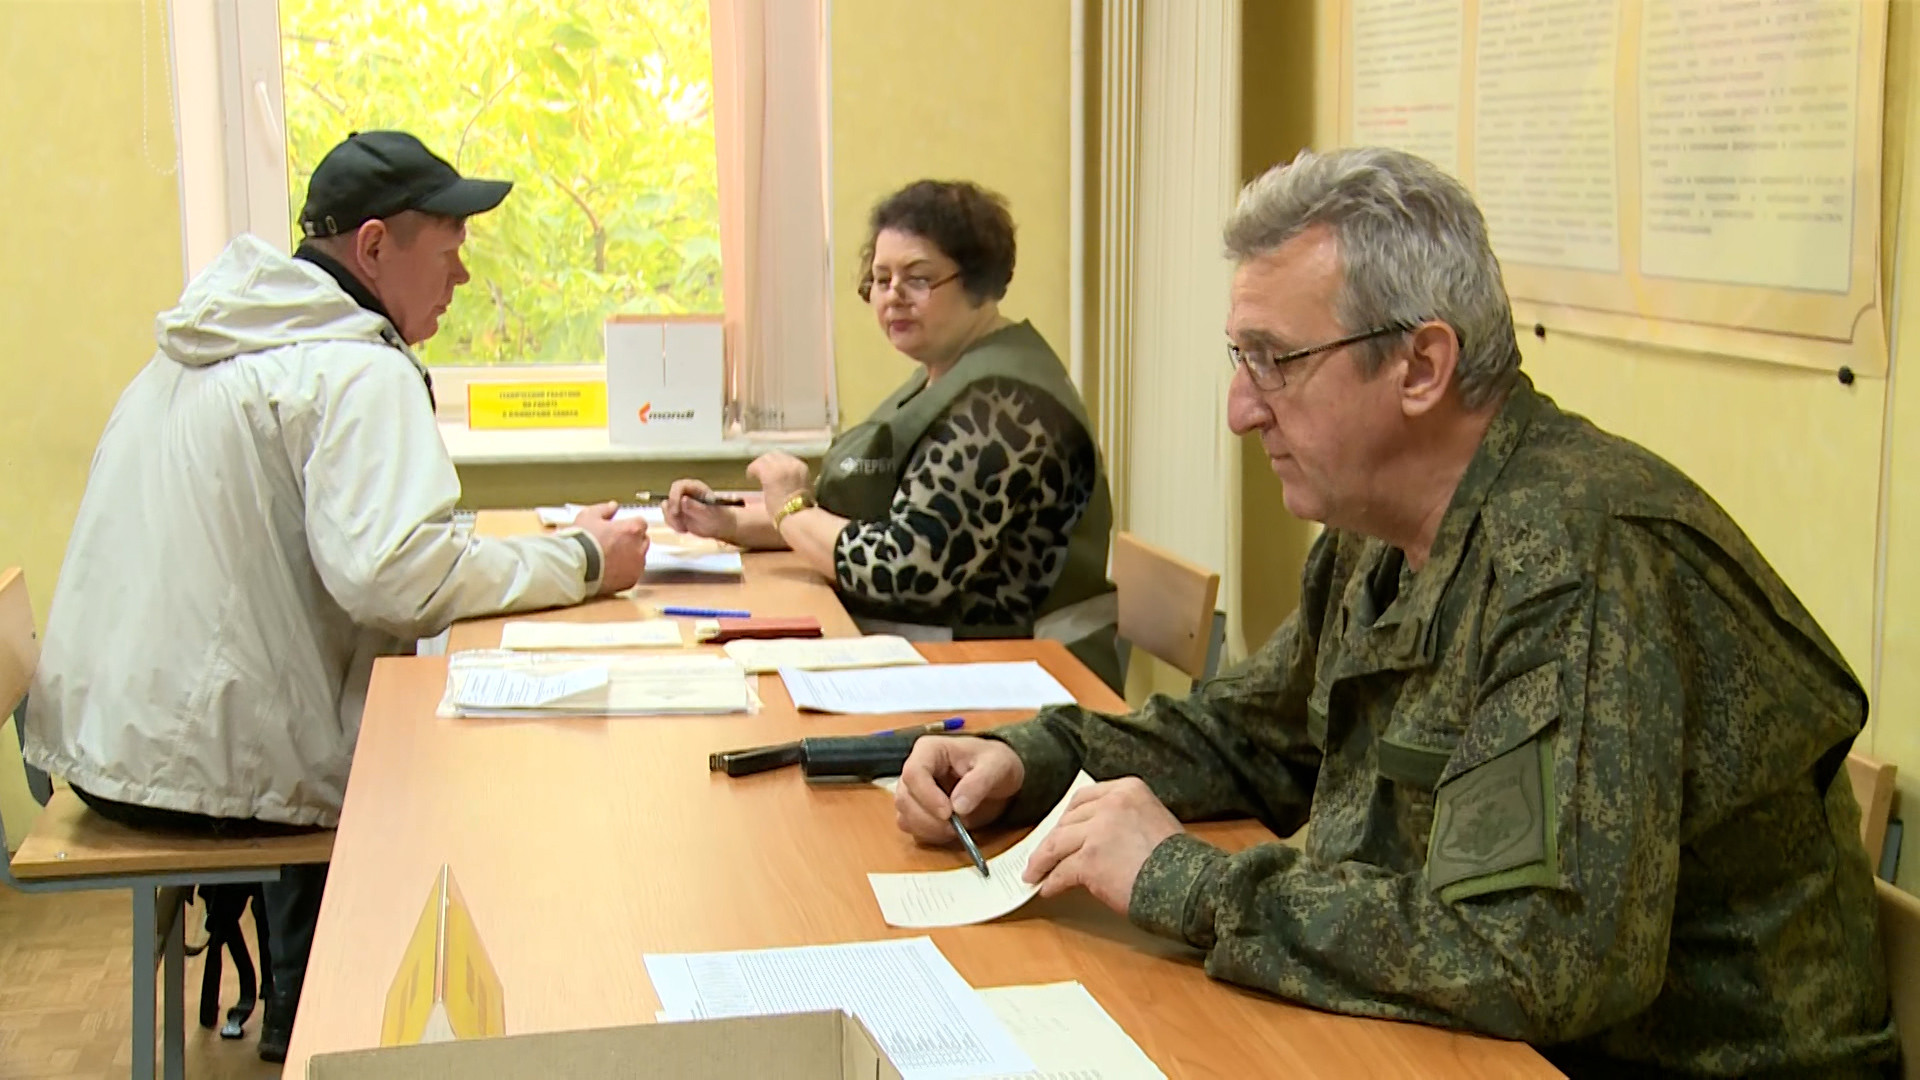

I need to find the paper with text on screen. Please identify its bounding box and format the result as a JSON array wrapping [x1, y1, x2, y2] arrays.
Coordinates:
[[780, 661, 1075, 714], [973, 982, 1166, 1080], [642, 936, 1032, 1080], [499, 620, 683, 650], [443, 652, 749, 717], [868, 772, 1096, 928], [536, 503, 666, 528], [452, 666, 609, 710], [724, 635, 926, 674]]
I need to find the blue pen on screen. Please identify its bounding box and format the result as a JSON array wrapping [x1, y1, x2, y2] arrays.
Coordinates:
[[870, 717, 965, 738], [661, 605, 752, 619]]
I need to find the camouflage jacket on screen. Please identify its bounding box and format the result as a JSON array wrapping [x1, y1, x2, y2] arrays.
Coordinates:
[[990, 377, 1898, 1077]]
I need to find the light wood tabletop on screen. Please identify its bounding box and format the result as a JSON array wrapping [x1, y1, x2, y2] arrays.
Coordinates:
[[285, 618, 1558, 1075]]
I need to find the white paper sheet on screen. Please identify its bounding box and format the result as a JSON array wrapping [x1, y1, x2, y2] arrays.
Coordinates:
[[643, 936, 1032, 1080], [536, 503, 666, 528], [645, 545, 744, 576], [452, 666, 609, 710], [499, 620, 684, 650], [779, 661, 1075, 715], [723, 635, 926, 674], [442, 653, 750, 717], [867, 772, 1095, 928], [973, 982, 1166, 1080]]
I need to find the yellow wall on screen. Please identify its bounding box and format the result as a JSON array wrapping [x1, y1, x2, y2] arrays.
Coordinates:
[[0, 0, 187, 846], [828, 0, 1072, 426]]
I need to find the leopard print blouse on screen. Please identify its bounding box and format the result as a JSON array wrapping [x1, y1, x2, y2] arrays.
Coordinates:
[[832, 377, 1098, 628]]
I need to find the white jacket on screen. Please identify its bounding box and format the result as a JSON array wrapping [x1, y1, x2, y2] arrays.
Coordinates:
[[26, 235, 596, 826]]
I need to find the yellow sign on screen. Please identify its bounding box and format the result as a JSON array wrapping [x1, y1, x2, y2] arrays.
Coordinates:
[[380, 865, 506, 1046], [467, 381, 608, 430]]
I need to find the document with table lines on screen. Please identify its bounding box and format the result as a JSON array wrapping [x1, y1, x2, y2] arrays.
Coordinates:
[[780, 661, 1076, 714], [498, 619, 684, 650], [441, 652, 749, 717], [535, 503, 666, 528], [643, 936, 1032, 1080], [723, 634, 926, 674], [973, 982, 1167, 1080], [867, 772, 1096, 928]]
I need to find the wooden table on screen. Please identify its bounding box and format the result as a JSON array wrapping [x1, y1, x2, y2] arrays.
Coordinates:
[[284, 516, 1559, 1078]]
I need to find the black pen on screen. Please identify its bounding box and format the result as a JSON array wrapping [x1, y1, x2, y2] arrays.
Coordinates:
[[637, 489, 746, 508], [950, 814, 990, 878]]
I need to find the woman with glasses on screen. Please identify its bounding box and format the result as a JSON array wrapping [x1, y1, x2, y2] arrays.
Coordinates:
[[664, 179, 1120, 688]]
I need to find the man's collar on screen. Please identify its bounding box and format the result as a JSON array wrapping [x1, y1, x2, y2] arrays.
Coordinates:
[[293, 242, 398, 330], [293, 242, 436, 410], [1334, 373, 1546, 668]]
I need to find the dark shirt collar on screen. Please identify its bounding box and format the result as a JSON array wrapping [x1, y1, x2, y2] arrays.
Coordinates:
[[293, 242, 436, 410]]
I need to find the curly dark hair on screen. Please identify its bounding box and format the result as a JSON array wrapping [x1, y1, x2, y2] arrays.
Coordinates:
[[857, 180, 1017, 304]]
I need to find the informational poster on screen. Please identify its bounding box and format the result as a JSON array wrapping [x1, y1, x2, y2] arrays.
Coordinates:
[[1335, 0, 1889, 375]]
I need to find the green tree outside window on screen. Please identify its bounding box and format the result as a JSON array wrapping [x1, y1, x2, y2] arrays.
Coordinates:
[[280, 0, 722, 367]]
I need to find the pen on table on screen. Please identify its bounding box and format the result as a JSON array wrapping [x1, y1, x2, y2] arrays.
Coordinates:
[[662, 605, 752, 619], [707, 717, 965, 776], [950, 813, 990, 878]]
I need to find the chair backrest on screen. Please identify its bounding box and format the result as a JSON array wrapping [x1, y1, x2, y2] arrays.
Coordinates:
[[1111, 532, 1223, 684], [0, 568, 32, 727], [1878, 878, 1920, 1080], [1848, 752, 1898, 872]]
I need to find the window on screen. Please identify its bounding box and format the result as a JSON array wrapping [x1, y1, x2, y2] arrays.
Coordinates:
[[173, 0, 836, 437], [280, 0, 721, 369]]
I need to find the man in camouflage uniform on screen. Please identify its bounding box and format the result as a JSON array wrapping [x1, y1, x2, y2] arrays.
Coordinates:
[[893, 146, 1899, 1077]]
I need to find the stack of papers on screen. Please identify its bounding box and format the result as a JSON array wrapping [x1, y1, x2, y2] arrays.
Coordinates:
[[440, 651, 751, 717], [644, 937, 1165, 1080], [722, 634, 926, 674], [535, 503, 666, 528], [645, 937, 1030, 1080], [867, 773, 1095, 929], [780, 661, 1076, 714], [499, 619, 684, 650]]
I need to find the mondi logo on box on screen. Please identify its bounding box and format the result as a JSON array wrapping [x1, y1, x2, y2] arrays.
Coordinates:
[[636, 402, 697, 424]]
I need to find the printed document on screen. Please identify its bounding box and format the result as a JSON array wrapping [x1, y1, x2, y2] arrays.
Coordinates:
[[780, 661, 1075, 714], [723, 635, 926, 674], [643, 936, 1032, 1080], [499, 620, 684, 650], [973, 982, 1167, 1079], [535, 503, 665, 528]]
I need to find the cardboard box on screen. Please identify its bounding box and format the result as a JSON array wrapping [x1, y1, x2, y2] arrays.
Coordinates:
[[605, 315, 726, 449], [307, 1012, 904, 1079]]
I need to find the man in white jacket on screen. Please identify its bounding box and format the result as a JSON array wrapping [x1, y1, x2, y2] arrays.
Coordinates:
[[25, 130, 650, 1060]]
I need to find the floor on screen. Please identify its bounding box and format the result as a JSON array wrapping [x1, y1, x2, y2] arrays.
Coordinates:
[[0, 886, 281, 1079]]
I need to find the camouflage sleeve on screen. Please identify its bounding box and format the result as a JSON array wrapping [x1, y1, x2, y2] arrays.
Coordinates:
[[985, 533, 1336, 833], [1123, 519, 1692, 1044]]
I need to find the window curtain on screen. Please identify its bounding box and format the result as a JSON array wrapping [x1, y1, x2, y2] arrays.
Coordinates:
[[710, 0, 837, 435]]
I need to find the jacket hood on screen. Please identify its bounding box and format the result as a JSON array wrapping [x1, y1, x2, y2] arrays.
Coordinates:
[[155, 233, 397, 367]]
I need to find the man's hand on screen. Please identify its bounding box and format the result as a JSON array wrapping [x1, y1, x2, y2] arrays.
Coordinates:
[[747, 452, 812, 520], [1023, 778, 1183, 915], [662, 479, 740, 543], [571, 501, 649, 594], [893, 737, 1025, 843]]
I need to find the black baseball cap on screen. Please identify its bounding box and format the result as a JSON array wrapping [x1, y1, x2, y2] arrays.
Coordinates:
[[298, 130, 513, 238]]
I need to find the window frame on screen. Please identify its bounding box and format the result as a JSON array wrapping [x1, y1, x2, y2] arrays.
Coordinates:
[[169, 0, 838, 441]]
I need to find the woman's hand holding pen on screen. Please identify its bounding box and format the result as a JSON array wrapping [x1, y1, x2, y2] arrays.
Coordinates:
[[664, 479, 740, 542]]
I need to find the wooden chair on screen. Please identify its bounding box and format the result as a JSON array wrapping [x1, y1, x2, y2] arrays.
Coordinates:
[[1111, 532, 1225, 688], [1877, 878, 1920, 1080], [1847, 752, 1898, 875], [0, 567, 334, 1079]]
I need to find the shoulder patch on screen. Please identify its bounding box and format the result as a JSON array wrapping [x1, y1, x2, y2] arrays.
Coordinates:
[[1427, 740, 1547, 892]]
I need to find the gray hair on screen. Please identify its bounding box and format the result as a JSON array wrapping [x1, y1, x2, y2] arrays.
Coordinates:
[[1224, 147, 1520, 409]]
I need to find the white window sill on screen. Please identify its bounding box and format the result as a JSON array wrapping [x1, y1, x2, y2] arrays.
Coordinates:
[[438, 424, 832, 466]]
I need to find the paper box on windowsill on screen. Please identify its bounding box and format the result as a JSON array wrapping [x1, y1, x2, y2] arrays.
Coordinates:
[[305, 1011, 906, 1079], [605, 314, 726, 449]]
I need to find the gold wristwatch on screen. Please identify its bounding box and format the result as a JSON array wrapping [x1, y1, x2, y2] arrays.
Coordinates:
[[772, 490, 816, 530]]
